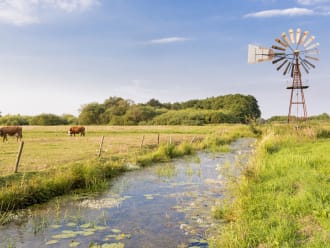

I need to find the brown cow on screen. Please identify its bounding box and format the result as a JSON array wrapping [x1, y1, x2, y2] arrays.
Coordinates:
[[0, 126, 23, 142], [68, 126, 85, 136]]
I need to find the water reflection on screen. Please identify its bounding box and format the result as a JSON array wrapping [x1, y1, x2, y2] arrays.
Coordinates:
[[0, 138, 255, 248]]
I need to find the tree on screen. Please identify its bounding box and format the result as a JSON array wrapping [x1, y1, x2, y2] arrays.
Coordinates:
[[146, 98, 163, 108], [124, 105, 157, 125], [78, 103, 105, 124]]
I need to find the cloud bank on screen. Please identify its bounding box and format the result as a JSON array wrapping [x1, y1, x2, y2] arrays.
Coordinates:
[[149, 37, 189, 44], [244, 7, 314, 18], [0, 0, 99, 26]]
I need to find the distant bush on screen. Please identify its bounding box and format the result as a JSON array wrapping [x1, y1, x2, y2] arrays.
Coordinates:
[[0, 115, 30, 125], [151, 109, 239, 125], [30, 114, 69, 125], [317, 128, 330, 138]]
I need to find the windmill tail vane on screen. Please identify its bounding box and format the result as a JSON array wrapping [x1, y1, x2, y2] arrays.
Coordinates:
[[247, 28, 320, 123]]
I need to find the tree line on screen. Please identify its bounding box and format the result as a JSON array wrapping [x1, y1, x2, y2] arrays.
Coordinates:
[[77, 94, 261, 125], [0, 94, 262, 125], [1, 95, 329, 126]]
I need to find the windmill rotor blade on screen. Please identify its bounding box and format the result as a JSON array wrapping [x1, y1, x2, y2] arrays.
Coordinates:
[[289, 29, 295, 44], [305, 55, 319, 61], [299, 31, 309, 45], [304, 61, 310, 70], [272, 45, 286, 51], [305, 42, 319, 51], [300, 60, 310, 74], [304, 35, 315, 47], [274, 52, 286, 56], [304, 48, 319, 55], [272, 56, 286, 64], [304, 59, 316, 69], [276, 60, 288, 71], [282, 32, 291, 46], [300, 57, 310, 69], [296, 28, 301, 44], [275, 38, 289, 48], [283, 62, 291, 76]]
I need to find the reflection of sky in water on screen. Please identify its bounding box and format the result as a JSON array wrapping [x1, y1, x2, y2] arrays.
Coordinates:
[[0, 138, 255, 248]]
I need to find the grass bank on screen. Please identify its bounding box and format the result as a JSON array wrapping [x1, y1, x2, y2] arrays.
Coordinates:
[[211, 124, 330, 247], [0, 124, 255, 221]]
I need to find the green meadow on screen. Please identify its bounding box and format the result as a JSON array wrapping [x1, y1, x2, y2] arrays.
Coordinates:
[[211, 122, 330, 247]]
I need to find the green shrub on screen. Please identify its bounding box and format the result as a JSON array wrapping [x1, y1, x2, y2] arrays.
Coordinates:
[[316, 128, 330, 138]]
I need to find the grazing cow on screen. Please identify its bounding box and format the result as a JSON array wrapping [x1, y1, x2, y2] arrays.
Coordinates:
[[0, 126, 23, 142], [68, 126, 85, 136]]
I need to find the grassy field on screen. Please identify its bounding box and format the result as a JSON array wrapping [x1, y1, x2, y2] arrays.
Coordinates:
[[0, 125, 251, 175], [0, 124, 253, 216], [211, 123, 330, 247]]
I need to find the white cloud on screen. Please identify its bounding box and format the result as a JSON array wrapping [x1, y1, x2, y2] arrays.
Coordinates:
[[0, 0, 99, 26], [47, 0, 99, 12], [149, 37, 189, 44], [244, 7, 314, 18], [297, 0, 330, 5]]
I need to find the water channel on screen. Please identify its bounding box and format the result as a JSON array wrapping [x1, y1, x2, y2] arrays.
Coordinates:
[[0, 138, 255, 248]]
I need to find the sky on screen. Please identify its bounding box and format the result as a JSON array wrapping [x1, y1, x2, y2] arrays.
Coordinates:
[[0, 0, 329, 119]]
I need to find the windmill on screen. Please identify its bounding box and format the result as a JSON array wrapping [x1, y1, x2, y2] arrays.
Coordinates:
[[248, 28, 319, 123]]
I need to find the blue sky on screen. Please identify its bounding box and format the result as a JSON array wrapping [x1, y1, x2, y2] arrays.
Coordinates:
[[0, 0, 329, 118]]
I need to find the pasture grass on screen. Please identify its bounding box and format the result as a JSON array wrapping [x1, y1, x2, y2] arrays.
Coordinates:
[[0, 124, 254, 217], [211, 123, 330, 247]]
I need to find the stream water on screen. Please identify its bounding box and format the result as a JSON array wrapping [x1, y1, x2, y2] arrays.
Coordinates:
[[0, 138, 255, 248]]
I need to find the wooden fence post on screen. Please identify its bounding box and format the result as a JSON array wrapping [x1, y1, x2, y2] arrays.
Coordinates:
[[15, 141, 24, 173], [140, 135, 145, 149], [157, 133, 160, 145], [98, 136, 105, 157]]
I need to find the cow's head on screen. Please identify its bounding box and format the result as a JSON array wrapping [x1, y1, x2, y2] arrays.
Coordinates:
[[0, 130, 3, 137]]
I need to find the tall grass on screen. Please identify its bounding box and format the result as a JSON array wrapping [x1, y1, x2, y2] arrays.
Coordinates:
[[0, 159, 126, 218], [211, 124, 330, 247]]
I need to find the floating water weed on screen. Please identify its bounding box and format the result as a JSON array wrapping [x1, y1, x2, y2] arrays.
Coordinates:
[[45, 240, 59, 245], [52, 231, 78, 239], [89, 242, 125, 248], [69, 241, 81, 247]]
